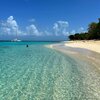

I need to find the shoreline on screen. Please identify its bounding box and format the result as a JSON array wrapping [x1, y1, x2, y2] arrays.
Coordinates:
[[47, 40, 100, 54], [65, 40, 100, 54], [46, 40, 100, 69]]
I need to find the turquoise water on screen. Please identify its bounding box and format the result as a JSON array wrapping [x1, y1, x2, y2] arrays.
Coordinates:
[[0, 42, 56, 46], [0, 42, 100, 100]]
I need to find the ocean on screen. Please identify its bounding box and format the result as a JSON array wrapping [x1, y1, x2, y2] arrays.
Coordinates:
[[0, 42, 100, 100]]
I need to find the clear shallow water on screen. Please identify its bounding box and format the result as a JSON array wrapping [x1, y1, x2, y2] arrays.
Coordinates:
[[0, 42, 100, 100]]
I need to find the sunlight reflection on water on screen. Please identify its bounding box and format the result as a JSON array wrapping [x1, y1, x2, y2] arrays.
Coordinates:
[[0, 43, 100, 99]]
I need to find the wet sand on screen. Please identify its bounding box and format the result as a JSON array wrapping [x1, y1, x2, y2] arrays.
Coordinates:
[[48, 41, 100, 71], [47, 40, 100, 66]]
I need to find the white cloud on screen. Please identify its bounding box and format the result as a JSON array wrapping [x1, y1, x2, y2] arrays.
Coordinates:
[[57, 21, 69, 27], [0, 17, 70, 37], [0, 16, 41, 36], [70, 30, 76, 34], [78, 27, 84, 33], [53, 23, 59, 36], [0, 17, 81, 39], [44, 30, 53, 36], [53, 21, 69, 36], [29, 18, 35, 23], [2, 27, 11, 35], [7, 16, 18, 28], [0, 16, 23, 36], [26, 24, 41, 36]]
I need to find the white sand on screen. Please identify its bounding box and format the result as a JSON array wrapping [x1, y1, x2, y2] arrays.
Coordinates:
[[46, 40, 100, 64], [65, 40, 100, 53]]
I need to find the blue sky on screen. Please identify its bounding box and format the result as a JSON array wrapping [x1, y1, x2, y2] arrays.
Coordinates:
[[0, 0, 100, 40]]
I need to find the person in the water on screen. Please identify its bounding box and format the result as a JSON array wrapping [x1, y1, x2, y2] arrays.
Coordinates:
[[26, 45, 28, 47]]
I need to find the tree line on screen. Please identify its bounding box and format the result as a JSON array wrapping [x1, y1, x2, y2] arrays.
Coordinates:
[[69, 18, 100, 40]]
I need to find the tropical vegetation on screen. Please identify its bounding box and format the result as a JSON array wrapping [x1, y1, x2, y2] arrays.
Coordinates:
[[69, 18, 100, 40]]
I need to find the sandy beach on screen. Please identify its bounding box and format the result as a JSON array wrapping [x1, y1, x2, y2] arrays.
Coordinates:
[[64, 40, 100, 54], [47, 40, 100, 61], [47, 40, 100, 70]]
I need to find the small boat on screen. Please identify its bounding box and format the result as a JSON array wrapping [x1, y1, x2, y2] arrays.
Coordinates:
[[11, 38, 21, 42], [11, 31, 21, 42]]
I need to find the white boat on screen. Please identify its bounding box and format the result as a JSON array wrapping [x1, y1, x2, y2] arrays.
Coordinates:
[[11, 38, 21, 42], [12, 30, 21, 42]]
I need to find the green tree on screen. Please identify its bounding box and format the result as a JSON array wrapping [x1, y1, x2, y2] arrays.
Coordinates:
[[88, 22, 99, 39], [68, 18, 100, 40], [69, 35, 75, 40], [88, 22, 97, 34], [95, 19, 100, 39]]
